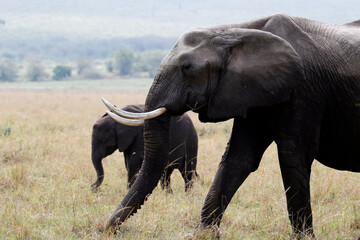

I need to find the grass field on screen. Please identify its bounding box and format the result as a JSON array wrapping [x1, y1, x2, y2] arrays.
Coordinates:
[[0, 81, 359, 239], [0, 78, 153, 92]]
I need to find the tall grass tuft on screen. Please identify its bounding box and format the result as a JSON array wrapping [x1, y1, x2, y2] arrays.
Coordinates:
[[0, 125, 11, 137]]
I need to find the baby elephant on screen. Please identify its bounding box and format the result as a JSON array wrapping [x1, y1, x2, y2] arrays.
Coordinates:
[[91, 104, 199, 192]]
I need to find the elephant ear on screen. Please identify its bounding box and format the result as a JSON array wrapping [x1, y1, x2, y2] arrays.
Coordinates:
[[115, 105, 144, 151], [207, 28, 304, 119], [115, 123, 143, 152]]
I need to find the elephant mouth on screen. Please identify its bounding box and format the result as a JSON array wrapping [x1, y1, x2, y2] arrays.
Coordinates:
[[188, 101, 207, 113], [187, 95, 210, 121], [185, 91, 208, 113]]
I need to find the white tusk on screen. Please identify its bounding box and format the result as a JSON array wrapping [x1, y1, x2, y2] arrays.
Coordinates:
[[106, 110, 144, 126], [102, 97, 167, 120]]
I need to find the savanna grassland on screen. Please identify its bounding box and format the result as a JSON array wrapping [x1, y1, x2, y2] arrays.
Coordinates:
[[0, 82, 359, 239]]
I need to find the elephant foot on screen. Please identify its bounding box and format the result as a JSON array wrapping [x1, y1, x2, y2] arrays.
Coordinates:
[[165, 188, 173, 194], [184, 223, 220, 239], [184, 182, 193, 192], [290, 230, 316, 240], [185, 187, 192, 194]]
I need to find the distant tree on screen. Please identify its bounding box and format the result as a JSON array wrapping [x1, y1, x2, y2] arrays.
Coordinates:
[[114, 49, 134, 76], [52, 65, 71, 80], [0, 19, 5, 25], [0, 59, 18, 82], [80, 68, 102, 79], [77, 57, 93, 75], [105, 60, 113, 73], [135, 50, 167, 77], [76, 57, 102, 79], [26, 61, 47, 82]]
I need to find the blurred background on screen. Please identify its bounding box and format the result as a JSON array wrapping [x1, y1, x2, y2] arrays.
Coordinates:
[[0, 0, 359, 85]]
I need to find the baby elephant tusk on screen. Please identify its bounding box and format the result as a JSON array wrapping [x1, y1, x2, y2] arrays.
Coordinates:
[[102, 97, 167, 120], [106, 110, 144, 126]]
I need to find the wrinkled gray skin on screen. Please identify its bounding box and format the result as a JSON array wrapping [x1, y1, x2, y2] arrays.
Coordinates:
[[91, 104, 198, 192], [105, 14, 360, 238]]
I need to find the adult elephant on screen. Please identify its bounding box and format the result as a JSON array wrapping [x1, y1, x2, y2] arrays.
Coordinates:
[[103, 14, 360, 238], [91, 104, 199, 192]]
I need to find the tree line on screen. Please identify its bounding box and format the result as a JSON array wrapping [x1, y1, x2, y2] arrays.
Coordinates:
[[0, 48, 168, 82], [0, 35, 175, 61]]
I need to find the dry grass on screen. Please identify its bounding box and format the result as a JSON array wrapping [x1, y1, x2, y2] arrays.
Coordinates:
[[0, 90, 359, 239]]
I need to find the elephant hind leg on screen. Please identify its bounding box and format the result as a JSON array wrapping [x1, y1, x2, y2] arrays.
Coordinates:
[[161, 167, 174, 193], [181, 156, 198, 192], [277, 138, 316, 238]]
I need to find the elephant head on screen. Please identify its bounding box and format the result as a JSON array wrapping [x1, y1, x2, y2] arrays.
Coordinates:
[[103, 27, 304, 230]]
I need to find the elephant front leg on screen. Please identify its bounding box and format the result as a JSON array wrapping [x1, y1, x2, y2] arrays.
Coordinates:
[[199, 118, 273, 228], [126, 152, 142, 189], [199, 157, 248, 227], [277, 139, 315, 239]]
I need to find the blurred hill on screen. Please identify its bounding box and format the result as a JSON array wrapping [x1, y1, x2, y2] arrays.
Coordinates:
[[0, 0, 359, 60]]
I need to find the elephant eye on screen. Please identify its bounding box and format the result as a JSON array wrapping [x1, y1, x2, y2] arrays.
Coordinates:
[[181, 60, 191, 73]]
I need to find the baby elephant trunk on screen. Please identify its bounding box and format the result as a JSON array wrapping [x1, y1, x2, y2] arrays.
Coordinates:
[[91, 151, 105, 191]]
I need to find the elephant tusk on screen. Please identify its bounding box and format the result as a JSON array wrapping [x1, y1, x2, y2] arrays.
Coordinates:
[[102, 97, 167, 120], [106, 110, 144, 126]]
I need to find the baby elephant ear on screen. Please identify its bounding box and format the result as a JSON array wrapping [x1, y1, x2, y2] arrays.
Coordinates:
[[207, 28, 304, 119]]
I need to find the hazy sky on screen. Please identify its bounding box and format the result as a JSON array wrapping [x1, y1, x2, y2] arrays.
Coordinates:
[[1, 0, 359, 38]]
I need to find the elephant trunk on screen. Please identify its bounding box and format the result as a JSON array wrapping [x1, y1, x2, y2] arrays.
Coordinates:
[[91, 152, 104, 190], [105, 113, 170, 230]]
